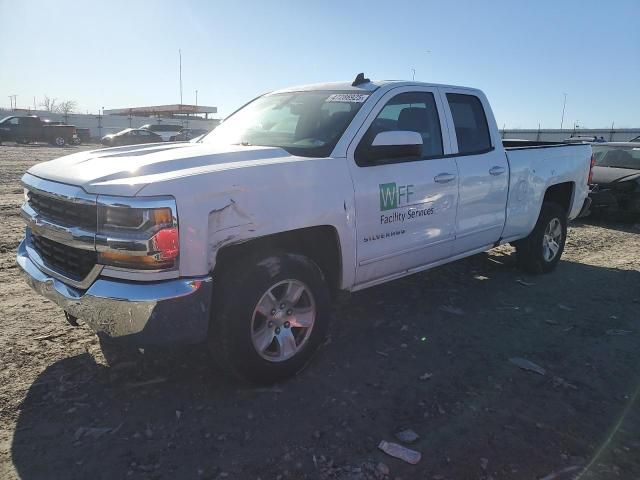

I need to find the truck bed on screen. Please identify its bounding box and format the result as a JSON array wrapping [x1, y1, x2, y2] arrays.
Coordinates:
[[502, 139, 586, 149], [501, 141, 592, 241]]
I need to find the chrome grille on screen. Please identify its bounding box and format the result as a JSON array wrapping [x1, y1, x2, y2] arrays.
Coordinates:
[[30, 233, 97, 281], [27, 191, 96, 229]]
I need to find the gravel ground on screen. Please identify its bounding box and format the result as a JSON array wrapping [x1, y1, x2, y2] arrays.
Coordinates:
[[0, 145, 639, 480]]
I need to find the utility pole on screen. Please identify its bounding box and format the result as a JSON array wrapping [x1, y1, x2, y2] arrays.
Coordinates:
[[560, 93, 567, 130], [179, 49, 183, 105], [610, 121, 615, 141], [411, 68, 416, 81], [8, 95, 17, 110]]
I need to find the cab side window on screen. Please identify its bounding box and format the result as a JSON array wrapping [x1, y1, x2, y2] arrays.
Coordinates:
[[446, 93, 492, 154], [356, 92, 443, 167]]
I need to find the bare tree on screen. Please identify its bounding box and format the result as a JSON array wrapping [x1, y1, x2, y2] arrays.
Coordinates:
[[39, 95, 58, 112], [56, 100, 77, 116]]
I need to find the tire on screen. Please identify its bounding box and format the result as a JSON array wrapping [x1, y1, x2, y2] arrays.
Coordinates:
[[208, 251, 331, 384], [54, 136, 66, 147], [515, 202, 567, 274]]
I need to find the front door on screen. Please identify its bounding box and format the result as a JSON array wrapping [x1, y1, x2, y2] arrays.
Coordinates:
[[347, 87, 459, 286]]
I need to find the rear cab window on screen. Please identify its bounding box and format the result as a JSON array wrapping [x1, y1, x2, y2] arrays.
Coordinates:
[[446, 93, 493, 155]]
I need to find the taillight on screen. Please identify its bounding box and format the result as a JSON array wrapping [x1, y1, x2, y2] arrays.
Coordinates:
[[588, 153, 596, 185]]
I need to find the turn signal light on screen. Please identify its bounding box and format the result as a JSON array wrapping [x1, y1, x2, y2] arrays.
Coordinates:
[[150, 227, 179, 260], [99, 227, 179, 270]]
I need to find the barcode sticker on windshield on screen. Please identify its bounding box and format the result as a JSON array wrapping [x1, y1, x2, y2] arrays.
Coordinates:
[[326, 94, 368, 103]]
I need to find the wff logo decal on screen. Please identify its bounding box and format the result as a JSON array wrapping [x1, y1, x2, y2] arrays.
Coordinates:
[[379, 183, 414, 211]]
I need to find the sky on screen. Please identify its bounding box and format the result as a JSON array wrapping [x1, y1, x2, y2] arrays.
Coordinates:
[[1, 0, 638, 129]]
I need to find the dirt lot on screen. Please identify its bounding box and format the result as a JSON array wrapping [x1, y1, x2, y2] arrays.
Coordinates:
[[0, 145, 639, 480]]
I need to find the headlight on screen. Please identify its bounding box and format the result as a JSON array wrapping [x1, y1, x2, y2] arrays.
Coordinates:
[[96, 197, 179, 270]]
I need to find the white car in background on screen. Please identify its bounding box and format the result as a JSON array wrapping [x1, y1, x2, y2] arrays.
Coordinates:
[[139, 123, 184, 142]]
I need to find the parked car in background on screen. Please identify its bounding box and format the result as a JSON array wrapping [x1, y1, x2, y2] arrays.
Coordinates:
[[588, 142, 640, 217], [17, 76, 593, 383], [169, 128, 209, 141], [0, 116, 76, 146], [139, 123, 183, 142], [101, 128, 163, 147]]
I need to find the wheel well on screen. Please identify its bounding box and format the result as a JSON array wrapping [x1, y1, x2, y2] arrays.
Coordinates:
[[543, 182, 574, 213], [213, 226, 343, 296]]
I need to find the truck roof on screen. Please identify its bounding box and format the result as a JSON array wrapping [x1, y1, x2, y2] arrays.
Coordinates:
[[271, 79, 479, 95]]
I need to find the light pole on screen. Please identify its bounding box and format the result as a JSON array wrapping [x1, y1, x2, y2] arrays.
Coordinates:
[[560, 93, 567, 130], [410, 50, 431, 82], [179, 49, 183, 105]]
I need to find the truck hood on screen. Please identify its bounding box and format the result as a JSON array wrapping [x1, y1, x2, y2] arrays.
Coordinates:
[[26, 142, 305, 196]]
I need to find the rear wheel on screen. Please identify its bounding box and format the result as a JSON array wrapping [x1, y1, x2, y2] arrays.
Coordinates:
[[54, 136, 66, 147], [515, 202, 567, 274], [208, 251, 330, 384]]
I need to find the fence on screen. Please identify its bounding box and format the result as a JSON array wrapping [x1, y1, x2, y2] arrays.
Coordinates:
[[500, 128, 640, 143]]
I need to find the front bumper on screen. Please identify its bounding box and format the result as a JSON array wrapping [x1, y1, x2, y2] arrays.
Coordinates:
[[17, 240, 213, 345]]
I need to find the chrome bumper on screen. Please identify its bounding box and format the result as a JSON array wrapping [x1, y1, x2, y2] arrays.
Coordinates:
[[17, 240, 213, 345]]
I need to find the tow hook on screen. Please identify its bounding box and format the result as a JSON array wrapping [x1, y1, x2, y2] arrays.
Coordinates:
[[64, 311, 79, 327]]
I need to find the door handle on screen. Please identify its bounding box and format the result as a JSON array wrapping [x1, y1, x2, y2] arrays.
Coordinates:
[[489, 166, 506, 176], [434, 173, 456, 184]]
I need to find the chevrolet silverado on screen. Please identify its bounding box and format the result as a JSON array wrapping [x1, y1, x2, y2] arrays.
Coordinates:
[[17, 75, 593, 383]]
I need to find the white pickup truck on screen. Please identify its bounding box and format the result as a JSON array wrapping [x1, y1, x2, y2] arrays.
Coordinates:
[[17, 75, 593, 383]]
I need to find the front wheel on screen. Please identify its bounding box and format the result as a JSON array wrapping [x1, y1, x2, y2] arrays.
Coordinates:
[[209, 251, 330, 384], [54, 136, 66, 147], [515, 202, 567, 274]]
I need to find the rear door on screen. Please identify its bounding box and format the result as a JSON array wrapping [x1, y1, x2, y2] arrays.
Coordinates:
[[137, 130, 154, 143], [440, 90, 509, 254], [125, 130, 138, 145], [347, 87, 459, 286], [21, 117, 41, 140]]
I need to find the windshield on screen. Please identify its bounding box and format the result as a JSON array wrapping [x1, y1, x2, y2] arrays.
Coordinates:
[[201, 91, 370, 157], [593, 145, 640, 170]]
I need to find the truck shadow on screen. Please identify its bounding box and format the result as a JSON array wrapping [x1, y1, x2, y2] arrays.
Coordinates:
[[11, 251, 640, 479]]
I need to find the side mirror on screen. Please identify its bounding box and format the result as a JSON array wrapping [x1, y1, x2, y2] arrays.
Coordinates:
[[360, 131, 423, 163]]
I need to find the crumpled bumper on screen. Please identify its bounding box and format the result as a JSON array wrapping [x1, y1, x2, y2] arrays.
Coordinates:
[[16, 240, 213, 345]]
